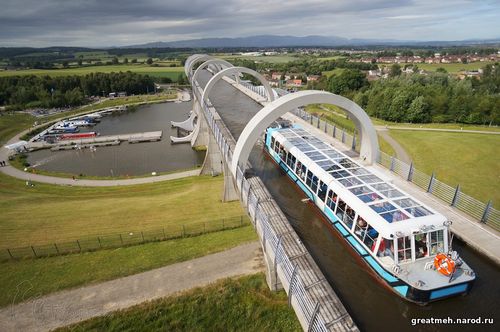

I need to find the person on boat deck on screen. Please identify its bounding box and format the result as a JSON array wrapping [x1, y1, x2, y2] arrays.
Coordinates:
[[376, 239, 394, 258], [415, 235, 428, 258]]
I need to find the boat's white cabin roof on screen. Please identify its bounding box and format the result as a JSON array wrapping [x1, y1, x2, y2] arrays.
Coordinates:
[[271, 126, 447, 238]]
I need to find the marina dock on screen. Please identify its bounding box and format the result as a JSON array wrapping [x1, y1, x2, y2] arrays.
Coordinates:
[[27, 131, 162, 151]]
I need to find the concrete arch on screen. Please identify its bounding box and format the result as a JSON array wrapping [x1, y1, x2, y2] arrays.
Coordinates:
[[192, 59, 234, 85], [231, 90, 379, 176], [201, 66, 275, 107], [185, 54, 213, 78]]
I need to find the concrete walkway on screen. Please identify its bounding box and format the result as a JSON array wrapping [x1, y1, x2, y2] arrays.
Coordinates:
[[0, 242, 263, 332], [376, 127, 411, 163]]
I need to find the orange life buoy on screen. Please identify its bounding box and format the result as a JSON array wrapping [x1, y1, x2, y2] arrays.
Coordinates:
[[434, 253, 455, 276]]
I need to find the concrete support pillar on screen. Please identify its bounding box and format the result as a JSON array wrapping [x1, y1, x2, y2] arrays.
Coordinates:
[[262, 247, 283, 291], [223, 161, 239, 202], [191, 102, 209, 147], [200, 130, 223, 176]]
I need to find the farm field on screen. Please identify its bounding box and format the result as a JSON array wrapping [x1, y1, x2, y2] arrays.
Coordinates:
[[0, 64, 184, 79], [218, 54, 301, 63], [377, 61, 496, 73], [56, 273, 301, 332], [0, 173, 248, 248]]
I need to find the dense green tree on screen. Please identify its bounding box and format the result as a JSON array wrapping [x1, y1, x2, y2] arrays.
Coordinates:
[[146, 58, 153, 65], [389, 64, 402, 77], [327, 69, 368, 95]]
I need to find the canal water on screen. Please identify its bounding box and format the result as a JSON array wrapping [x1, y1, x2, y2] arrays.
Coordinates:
[[199, 70, 500, 331], [27, 102, 205, 177]]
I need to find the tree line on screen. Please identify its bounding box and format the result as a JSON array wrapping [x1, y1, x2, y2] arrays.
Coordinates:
[[323, 63, 499, 125], [0, 72, 155, 109]]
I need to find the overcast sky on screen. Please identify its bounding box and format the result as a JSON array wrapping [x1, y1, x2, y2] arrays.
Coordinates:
[[1, 0, 499, 47]]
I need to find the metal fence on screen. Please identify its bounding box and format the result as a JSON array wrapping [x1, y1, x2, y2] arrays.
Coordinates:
[[1, 216, 248, 261], [292, 107, 499, 232]]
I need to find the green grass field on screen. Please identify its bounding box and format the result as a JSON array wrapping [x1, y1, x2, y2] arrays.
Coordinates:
[[218, 54, 300, 63], [56, 273, 300, 332], [388, 130, 500, 206], [0, 226, 257, 307], [376, 61, 496, 74], [0, 113, 35, 144], [0, 64, 184, 78], [0, 173, 247, 248], [322, 68, 347, 77]]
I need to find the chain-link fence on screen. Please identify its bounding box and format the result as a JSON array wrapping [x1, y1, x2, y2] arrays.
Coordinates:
[[1, 216, 248, 261]]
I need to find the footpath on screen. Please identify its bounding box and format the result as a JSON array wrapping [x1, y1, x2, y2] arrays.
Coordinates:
[[0, 242, 263, 332]]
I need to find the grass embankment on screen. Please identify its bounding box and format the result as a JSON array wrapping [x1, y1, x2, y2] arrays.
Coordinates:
[[0, 227, 257, 307], [0, 64, 184, 80], [416, 61, 496, 73], [389, 130, 500, 206], [0, 113, 34, 145], [10, 155, 200, 180], [56, 273, 301, 332], [304, 104, 395, 155], [0, 173, 247, 248]]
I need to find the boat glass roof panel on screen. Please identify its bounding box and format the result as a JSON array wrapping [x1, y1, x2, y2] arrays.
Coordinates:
[[273, 127, 437, 224]]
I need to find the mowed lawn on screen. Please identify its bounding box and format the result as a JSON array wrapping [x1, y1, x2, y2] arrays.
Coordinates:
[[0, 113, 35, 144], [0, 174, 247, 248], [0, 227, 257, 307], [388, 130, 500, 206], [56, 273, 301, 332], [0, 64, 184, 78]]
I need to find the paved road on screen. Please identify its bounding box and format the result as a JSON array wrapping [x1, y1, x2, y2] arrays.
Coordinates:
[[0, 241, 263, 332], [376, 127, 412, 164]]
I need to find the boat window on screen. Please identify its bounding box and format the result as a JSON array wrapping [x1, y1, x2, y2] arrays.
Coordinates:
[[393, 198, 419, 209], [271, 136, 275, 150], [380, 210, 410, 223], [331, 170, 351, 179], [296, 162, 306, 181], [337, 199, 355, 228], [358, 174, 383, 184], [379, 189, 405, 199], [354, 216, 368, 240], [414, 233, 429, 259], [339, 158, 359, 169], [274, 141, 280, 153], [350, 168, 370, 176], [338, 177, 363, 187], [377, 238, 394, 259], [405, 206, 433, 218], [306, 170, 313, 187], [363, 225, 378, 249], [369, 201, 397, 214], [318, 181, 328, 202], [429, 230, 445, 255], [326, 190, 338, 210], [311, 175, 319, 193], [279, 146, 286, 161], [286, 152, 296, 170], [336, 199, 346, 221], [397, 236, 412, 262]]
